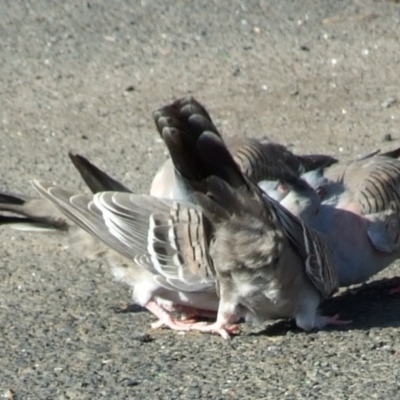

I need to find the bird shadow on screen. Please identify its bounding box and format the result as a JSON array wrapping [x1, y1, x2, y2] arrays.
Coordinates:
[[249, 276, 400, 337], [110, 277, 400, 336]]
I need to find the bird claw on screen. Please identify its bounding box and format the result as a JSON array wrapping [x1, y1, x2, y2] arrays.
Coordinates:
[[147, 301, 203, 331], [187, 322, 240, 339], [151, 318, 238, 339], [315, 313, 352, 329], [150, 315, 207, 330], [146, 301, 239, 338]]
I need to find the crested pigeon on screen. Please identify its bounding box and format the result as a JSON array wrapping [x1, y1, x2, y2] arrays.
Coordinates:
[[26, 97, 344, 338]]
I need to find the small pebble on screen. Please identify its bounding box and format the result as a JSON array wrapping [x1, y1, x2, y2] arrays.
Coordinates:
[[382, 133, 392, 142], [232, 67, 240, 77], [120, 378, 140, 387], [133, 334, 154, 343], [381, 98, 398, 109]]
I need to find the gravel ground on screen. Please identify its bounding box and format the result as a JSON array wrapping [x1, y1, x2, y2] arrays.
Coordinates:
[[1, 1, 400, 399]]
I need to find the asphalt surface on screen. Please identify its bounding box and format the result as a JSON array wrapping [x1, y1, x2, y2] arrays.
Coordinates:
[[1, 1, 400, 399]]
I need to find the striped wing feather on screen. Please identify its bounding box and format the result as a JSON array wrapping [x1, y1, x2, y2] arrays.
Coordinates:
[[263, 192, 338, 298]]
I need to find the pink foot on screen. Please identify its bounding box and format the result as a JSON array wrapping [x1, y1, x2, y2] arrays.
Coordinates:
[[150, 318, 203, 330], [186, 322, 240, 340], [315, 314, 352, 329], [146, 301, 204, 331], [145, 301, 239, 338]]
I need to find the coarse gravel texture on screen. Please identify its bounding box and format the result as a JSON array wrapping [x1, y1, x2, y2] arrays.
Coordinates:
[[1, 0, 400, 399]]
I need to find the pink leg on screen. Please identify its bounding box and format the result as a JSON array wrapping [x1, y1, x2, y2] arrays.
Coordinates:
[[315, 313, 352, 329], [185, 321, 239, 340], [145, 301, 239, 339], [185, 308, 241, 339], [145, 301, 204, 330]]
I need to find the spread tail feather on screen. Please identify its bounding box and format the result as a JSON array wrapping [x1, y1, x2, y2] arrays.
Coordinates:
[[153, 96, 247, 191]]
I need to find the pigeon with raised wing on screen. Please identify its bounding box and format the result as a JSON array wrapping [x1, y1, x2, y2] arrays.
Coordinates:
[[26, 97, 343, 338], [151, 96, 343, 336]]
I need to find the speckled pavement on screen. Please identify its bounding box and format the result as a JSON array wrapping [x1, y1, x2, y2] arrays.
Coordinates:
[[1, 1, 400, 398]]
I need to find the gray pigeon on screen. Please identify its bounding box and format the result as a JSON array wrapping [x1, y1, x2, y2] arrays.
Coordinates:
[[300, 153, 400, 289], [26, 97, 343, 338]]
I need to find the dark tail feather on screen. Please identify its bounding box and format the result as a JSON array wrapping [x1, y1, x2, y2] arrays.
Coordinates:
[[197, 131, 247, 188], [153, 97, 221, 183], [68, 153, 131, 194], [153, 97, 247, 190]]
